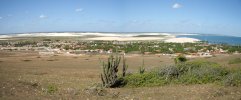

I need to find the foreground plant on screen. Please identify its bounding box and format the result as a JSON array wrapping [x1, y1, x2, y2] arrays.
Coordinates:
[[100, 54, 128, 88], [139, 57, 145, 74]]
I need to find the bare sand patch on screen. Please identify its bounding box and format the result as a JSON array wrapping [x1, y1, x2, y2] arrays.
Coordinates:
[[165, 37, 200, 43], [86, 36, 164, 41]]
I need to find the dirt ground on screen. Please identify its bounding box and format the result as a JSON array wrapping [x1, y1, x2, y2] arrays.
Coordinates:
[[0, 51, 241, 100]]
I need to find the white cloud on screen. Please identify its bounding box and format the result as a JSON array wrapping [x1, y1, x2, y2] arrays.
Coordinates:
[[75, 8, 83, 12], [39, 14, 47, 19], [172, 3, 182, 9]]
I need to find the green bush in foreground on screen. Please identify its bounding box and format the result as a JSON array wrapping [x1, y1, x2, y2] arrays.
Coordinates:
[[174, 55, 187, 64], [124, 72, 168, 87], [223, 70, 241, 86], [123, 60, 240, 87], [176, 61, 228, 84]]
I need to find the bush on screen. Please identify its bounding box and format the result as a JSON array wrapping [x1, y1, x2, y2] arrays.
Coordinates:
[[176, 61, 228, 84], [178, 66, 228, 84], [174, 55, 187, 64], [124, 72, 168, 87], [176, 60, 221, 74], [99, 58, 240, 87], [158, 65, 179, 80], [46, 84, 58, 94], [223, 70, 241, 86], [123, 60, 235, 87]]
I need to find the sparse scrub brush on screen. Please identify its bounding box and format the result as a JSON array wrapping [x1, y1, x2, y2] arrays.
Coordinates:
[[100, 55, 121, 88], [159, 65, 179, 80], [223, 70, 241, 86]]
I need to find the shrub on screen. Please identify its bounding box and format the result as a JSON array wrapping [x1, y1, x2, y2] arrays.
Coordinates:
[[223, 70, 241, 86], [174, 55, 187, 64], [178, 66, 228, 84], [158, 65, 179, 80], [176, 61, 228, 84], [124, 72, 167, 87], [99, 57, 240, 87], [176, 60, 221, 74], [47, 84, 58, 94], [124, 60, 232, 87]]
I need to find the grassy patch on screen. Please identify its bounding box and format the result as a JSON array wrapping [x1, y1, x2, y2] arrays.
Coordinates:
[[46, 84, 58, 94], [126, 73, 169, 87], [222, 70, 241, 86], [123, 60, 240, 87], [228, 58, 241, 64]]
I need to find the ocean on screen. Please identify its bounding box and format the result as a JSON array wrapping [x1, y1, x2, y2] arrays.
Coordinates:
[[176, 34, 241, 45]]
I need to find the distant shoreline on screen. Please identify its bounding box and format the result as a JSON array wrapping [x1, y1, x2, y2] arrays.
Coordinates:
[[0, 32, 241, 45], [0, 32, 201, 43]]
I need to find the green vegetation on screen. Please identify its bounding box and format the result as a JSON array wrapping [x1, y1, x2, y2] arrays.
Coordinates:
[[100, 54, 127, 88], [98, 55, 241, 88], [124, 60, 237, 87], [223, 70, 241, 86], [46, 84, 58, 94], [174, 55, 187, 64], [1, 39, 241, 54], [228, 58, 241, 64]]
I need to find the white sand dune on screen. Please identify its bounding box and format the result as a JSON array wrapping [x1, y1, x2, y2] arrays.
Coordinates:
[[0, 35, 12, 38], [165, 37, 200, 43], [0, 32, 201, 43], [86, 37, 164, 41], [0, 32, 174, 38], [0, 39, 8, 40]]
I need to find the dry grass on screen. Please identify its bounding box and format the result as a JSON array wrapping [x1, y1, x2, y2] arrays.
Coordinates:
[[0, 51, 241, 99]]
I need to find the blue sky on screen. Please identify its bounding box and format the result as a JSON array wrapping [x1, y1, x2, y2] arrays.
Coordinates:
[[0, 0, 241, 36]]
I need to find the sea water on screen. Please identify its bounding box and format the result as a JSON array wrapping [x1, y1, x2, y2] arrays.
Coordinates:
[[176, 34, 241, 45]]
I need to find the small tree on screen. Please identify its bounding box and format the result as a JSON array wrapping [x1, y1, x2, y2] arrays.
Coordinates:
[[174, 55, 187, 64]]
